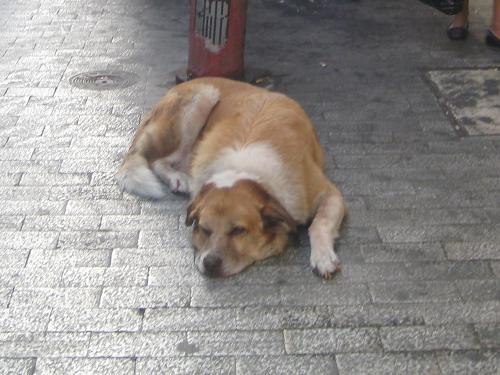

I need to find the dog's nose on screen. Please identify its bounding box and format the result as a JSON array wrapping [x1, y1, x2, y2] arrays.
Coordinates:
[[203, 255, 222, 277]]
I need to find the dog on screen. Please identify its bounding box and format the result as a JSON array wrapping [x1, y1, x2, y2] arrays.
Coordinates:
[[116, 77, 346, 279]]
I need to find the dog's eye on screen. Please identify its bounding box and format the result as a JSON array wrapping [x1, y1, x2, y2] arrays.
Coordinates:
[[229, 226, 246, 236], [199, 226, 212, 237]]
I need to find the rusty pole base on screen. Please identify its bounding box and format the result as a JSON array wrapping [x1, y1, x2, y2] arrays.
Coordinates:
[[173, 67, 278, 89]]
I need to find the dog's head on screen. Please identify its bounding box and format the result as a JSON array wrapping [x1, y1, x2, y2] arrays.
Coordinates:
[[185, 179, 297, 277]]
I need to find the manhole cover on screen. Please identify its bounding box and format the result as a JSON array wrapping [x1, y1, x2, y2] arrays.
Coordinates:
[[427, 68, 500, 136], [69, 71, 139, 91]]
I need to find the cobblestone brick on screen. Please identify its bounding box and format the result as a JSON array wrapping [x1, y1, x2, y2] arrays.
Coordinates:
[[0, 358, 35, 375], [100, 286, 190, 308], [0, 216, 23, 230], [23, 215, 101, 231], [360, 243, 446, 263], [370, 281, 461, 303], [422, 301, 500, 325], [111, 247, 191, 267], [475, 324, 500, 348], [380, 325, 480, 351], [58, 231, 138, 249], [27, 249, 111, 268], [0, 174, 21, 186], [444, 242, 500, 260], [20, 172, 90, 186], [136, 357, 234, 375], [280, 283, 372, 306], [336, 353, 441, 375], [0, 308, 52, 332], [144, 307, 237, 332], [60, 266, 148, 287], [9, 288, 100, 308], [0, 267, 62, 287], [48, 308, 142, 332], [138, 230, 190, 248], [87, 332, 185, 357], [0, 231, 57, 249], [35, 358, 135, 375], [436, 350, 500, 375], [0, 201, 65, 215], [236, 355, 337, 375], [0, 250, 30, 268], [455, 280, 500, 302], [284, 327, 382, 354], [191, 285, 280, 308], [188, 330, 285, 356], [101, 214, 178, 231], [0, 332, 90, 357], [0, 289, 12, 308], [65, 199, 140, 215]]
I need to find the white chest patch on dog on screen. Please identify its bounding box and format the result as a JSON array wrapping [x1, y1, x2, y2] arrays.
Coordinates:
[[197, 142, 303, 221], [208, 170, 259, 188]]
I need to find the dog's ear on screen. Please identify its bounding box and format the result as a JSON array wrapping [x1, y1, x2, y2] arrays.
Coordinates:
[[261, 196, 297, 232], [185, 184, 213, 226], [185, 199, 199, 227]]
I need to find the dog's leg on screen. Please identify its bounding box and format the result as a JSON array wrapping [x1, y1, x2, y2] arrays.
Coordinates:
[[151, 85, 220, 195], [116, 84, 219, 198], [308, 183, 346, 279]]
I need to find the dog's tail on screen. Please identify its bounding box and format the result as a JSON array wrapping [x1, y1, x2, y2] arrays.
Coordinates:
[[116, 153, 167, 199]]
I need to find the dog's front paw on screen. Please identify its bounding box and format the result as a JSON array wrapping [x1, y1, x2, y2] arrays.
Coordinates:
[[310, 246, 341, 280]]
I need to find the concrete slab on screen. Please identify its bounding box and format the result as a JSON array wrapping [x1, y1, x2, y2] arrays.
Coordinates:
[[428, 68, 500, 135]]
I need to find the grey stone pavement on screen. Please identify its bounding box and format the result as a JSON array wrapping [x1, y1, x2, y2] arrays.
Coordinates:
[[0, 0, 500, 374]]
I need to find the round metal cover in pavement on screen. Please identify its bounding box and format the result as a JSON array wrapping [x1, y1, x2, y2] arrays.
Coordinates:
[[69, 71, 139, 91]]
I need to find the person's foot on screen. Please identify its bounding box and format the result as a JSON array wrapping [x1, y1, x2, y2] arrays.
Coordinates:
[[485, 29, 500, 47], [447, 9, 469, 40], [447, 22, 469, 40]]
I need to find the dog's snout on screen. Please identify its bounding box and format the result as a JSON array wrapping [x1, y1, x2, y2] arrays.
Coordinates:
[[203, 254, 222, 277]]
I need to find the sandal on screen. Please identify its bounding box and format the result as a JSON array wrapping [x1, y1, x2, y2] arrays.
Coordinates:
[[447, 22, 469, 40], [485, 29, 500, 48]]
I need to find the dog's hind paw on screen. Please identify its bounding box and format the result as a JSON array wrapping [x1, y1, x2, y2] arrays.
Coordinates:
[[167, 171, 192, 194]]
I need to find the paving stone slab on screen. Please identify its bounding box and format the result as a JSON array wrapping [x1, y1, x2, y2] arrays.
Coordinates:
[[65, 199, 141, 215], [337, 352, 442, 375], [236, 355, 338, 375], [35, 358, 135, 375], [0, 267, 62, 288], [136, 357, 235, 375], [100, 286, 190, 308], [444, 242, 500, 260], [369, 281, 461, 303], [428, 68, 500, 136], [87, 332, 185, 357], [380, 325, 480, 351], [455, 279, 500, 302], [0, 332, 90, 357], [436, 350, 500, 375], [27, 249, 111, 268], [0, 358, 35, 375], [284, 327, 382, 354], [48, 308, 142, 333], [60, 266, 148, 287], [144, 307, 238, 332], [475, 324, 500, 349], [191, 285, 281, 308], [187, 330, 285, 356], [280, 283, 372, 306]]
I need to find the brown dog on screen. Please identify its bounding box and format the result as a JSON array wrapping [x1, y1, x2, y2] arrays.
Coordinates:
[[116, 77, 346, 279]]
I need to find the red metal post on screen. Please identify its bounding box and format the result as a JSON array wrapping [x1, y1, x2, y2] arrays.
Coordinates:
[[187, 0, 248, 79]]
